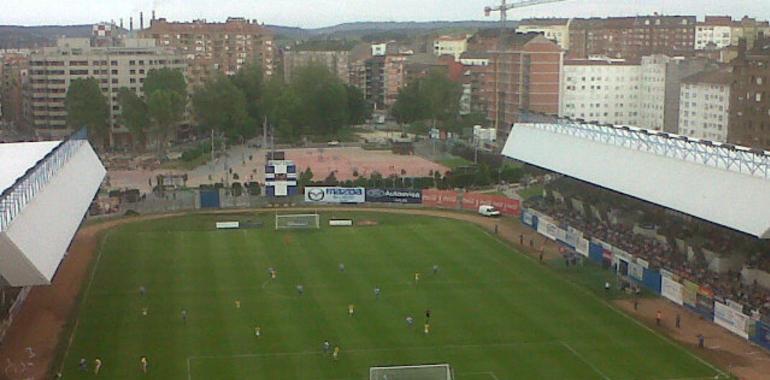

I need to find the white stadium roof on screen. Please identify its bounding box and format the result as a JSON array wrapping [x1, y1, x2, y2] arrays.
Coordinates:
[[503, 121, 770, 239], [0, 136, 105, 286], [0, 141, 60, 194]]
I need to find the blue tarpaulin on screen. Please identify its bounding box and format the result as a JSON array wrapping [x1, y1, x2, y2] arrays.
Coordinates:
[[642, 269, 662, 294], [752, 320, 770, 351], [588, 242, 603, 264]]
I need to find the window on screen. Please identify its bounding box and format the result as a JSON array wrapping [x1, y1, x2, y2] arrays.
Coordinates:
[[111, 69, 118, 75], [129, 60, 136, 65], [130, 78, 136, 84], [111, 78, 118, 84], [130, 69, 136, 75]]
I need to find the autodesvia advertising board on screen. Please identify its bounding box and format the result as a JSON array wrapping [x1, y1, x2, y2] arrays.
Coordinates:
[[304, 187, 365, 203], [365, 188, 422, 204]]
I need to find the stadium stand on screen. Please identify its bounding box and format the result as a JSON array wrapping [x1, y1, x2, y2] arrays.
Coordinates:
[[525, 179, 770, 320], [503, 113, 770, 239], [0, 130, 105, 287]]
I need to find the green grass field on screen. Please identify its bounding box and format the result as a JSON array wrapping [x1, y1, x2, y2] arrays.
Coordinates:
[[62, 212, 723, 379]]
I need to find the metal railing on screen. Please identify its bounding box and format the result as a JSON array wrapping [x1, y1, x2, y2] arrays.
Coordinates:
[[517, 111, 770, 180], [0, 129, 88, 232]]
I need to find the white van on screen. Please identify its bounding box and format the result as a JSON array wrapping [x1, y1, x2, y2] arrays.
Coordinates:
[[478, 205, 501, 217]]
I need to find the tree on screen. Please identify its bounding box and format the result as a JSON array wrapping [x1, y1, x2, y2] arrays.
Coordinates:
[[192, 75, 254, 140], [144, 68, 186, 99], [147, 90, 183, 153], [144, 68, 187, 155], [291, 64, 348, 136], [65, 78, 109, 147], [346, 85, 370, 125], [117, 88, 150, 149], [299, 167, 314, 188], [230, 63, 264, 124], [391, 82, 427, 125], [422, 70, 462, 129], [391, 69, 461, 130]]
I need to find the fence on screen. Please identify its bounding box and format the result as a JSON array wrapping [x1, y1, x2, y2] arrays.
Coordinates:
[[0, 129, 87, 232], [519, 206, 769, 353]]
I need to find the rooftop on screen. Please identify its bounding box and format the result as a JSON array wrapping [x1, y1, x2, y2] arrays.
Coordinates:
[[682, 69, 733, 85], [0, 141, 60, 195], [564, 57, 640, 66], [519, 18, 570, 26]]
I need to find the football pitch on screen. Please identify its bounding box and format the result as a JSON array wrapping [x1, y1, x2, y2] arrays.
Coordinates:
[[61, 212, 723, 379]]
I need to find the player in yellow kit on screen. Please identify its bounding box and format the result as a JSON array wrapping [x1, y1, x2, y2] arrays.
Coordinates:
[[140, 356, 148, 374], [255, 326, 261, 338], [414, 272, 420, 283], [333, 346, 340, 360], [348, 304, 355, 316], [94, 358, 102, 375]]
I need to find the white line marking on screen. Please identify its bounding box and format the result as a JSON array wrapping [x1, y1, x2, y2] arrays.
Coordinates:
[[461, 371, 501, 380], [186, 341, 558, 378], [523, 250, 727, 379], [560, 341, 611, 380], [57, 230, 112, 375]]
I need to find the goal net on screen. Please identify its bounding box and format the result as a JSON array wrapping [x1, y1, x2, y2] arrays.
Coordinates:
[[369, 364, 453, 380], [275, 213, 320, 230]]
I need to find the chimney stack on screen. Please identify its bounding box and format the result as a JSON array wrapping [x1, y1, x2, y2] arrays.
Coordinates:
[[120, 18, 124, 29], [140, 12, 144, 30], [129, 17, 133, 31], [152, 10, 156, 21]]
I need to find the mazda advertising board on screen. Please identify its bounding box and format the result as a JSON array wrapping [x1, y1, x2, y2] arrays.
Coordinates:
[[365, 188, 422, 204], [304, 187, 365, 203]]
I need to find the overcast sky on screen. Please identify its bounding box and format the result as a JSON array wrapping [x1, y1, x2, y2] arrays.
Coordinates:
[[2, 0, 769, 28]]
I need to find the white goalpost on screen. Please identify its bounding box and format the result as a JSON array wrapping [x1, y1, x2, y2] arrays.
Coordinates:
[[275, 213, 320, 230], [369, 364, 454, 380]]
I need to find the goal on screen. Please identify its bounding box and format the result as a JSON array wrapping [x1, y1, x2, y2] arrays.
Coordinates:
[[369, 364, 453, 380], [275, 213, 320, 230]]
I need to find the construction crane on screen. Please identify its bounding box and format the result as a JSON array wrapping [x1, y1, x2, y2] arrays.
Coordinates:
[[484, 0, 568, 131]]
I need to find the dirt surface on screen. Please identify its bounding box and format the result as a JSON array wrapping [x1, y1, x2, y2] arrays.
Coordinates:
[[615, 298, 770, 380], [1, 207, 768, 379]]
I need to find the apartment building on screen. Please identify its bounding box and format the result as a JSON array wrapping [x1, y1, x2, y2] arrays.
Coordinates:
[[479, 33, 563, 143], [283, 49, 350, 83], [433, 36, 468, 60], [569, 15, 695, 60], [731, 17, 770, 50], [27, 37, 185, 144], [638, 55, 713, 132], [728, 36, 770, 150], [140, 17, 274, 87], [517, 18, 571, 50], [560, 58, 641, 126], [459, 52, 491, 116], [678, 69, 732, 142], [1, 53, 30, 129], [695, 16, 735, 50]]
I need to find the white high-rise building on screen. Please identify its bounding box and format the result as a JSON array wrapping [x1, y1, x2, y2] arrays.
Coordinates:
[[517, 18, 571, 50], [678, 70, 732, 142], [560, 58, 641, 126], [27, 37, 186, 144], [695, 16, 735, 50], [433, 36, 468, 60], [639, 55, 670, 131]]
